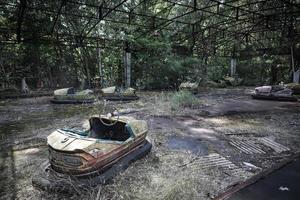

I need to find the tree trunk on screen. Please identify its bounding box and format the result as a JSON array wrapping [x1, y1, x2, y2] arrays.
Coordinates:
[[85, 56, 91, 88]]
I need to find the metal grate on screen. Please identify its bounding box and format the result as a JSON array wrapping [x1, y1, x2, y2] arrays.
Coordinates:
[[188, 153, 250, 177], [229, 139, 266, 154], [259, 137, 290, 153]]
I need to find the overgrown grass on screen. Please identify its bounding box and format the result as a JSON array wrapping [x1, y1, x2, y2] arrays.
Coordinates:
[[171, 90, 200, 111], [124, 91, 201, 116]]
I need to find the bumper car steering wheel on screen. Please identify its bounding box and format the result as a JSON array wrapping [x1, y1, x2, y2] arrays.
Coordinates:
[[99, 104, 120, 126]]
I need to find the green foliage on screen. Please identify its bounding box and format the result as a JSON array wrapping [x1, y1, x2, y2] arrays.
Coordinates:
[[0, 0, 297, 90], [238, 54, 291, 85], [132, 36, 202, 89], [206, 57, 229, 82], [171, 90, 200, 110]]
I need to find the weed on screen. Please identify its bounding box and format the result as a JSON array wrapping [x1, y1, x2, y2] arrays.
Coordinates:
[[171, 90, 200, 111]]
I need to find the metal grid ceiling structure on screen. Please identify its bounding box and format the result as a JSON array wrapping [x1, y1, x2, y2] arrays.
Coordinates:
[[0, 0, 299, 57]]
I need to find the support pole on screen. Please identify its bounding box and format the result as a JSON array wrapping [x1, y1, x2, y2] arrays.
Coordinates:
[[230, 57, 237, 77], [97, 42, 103, 87], [291, 46, 299, 83], [124, 41, 131, 88], [291, 45, 295, 72], [124, 51, 131, 88]]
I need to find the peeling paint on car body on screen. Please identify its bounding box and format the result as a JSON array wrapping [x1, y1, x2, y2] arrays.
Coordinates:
[[47, 116, 148, 175]]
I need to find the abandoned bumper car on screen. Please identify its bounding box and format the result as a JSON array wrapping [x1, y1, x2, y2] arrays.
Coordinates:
[[252, 85, 298, 101], [50, 87, 96, 104], [179, 82, 199, 94], [32, 114, 151, 191], [100, 86, 139, 101]]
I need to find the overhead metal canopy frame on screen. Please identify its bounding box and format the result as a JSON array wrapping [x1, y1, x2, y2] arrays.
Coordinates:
[[0, 0, 299, 57]]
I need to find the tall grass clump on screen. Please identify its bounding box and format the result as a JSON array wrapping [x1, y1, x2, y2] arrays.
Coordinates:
[[171, 90, 200, 110]]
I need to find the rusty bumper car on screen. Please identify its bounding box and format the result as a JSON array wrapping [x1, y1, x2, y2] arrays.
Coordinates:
[[50, 87, 96, 104], [179, 81, 199, 94], [252, 85, 298, 102], [32, 115, 151, 192], [100, 86, 139, 101]]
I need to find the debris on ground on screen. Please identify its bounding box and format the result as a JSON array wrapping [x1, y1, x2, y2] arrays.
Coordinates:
[[0, 88, 300, 199]]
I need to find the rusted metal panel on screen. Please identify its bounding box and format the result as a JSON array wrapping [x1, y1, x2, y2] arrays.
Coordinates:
[[259, 137, 290, 153], [185, 153, 251, 177], [229, 139, 265, 154]]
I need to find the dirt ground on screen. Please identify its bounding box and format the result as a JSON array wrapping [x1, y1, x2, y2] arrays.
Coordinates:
[[1, 87, 300, 200]]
